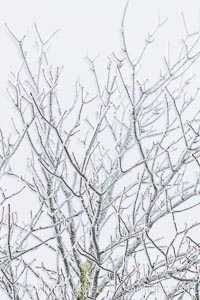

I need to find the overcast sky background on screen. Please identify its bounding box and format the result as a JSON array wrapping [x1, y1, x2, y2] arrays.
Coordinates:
[[0, 2, 200, 298]]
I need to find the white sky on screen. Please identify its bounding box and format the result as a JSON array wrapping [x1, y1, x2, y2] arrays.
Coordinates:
[[0, 1, 200, 298]]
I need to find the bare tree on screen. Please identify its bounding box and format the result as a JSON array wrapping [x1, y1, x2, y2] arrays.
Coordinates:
[[0, 2, 200, 299]]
